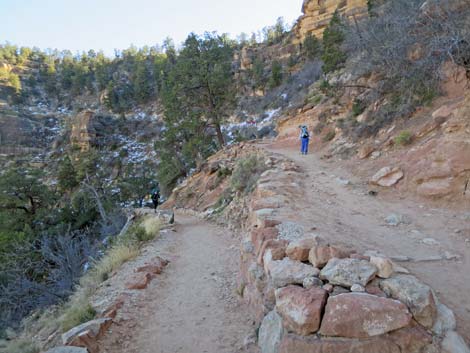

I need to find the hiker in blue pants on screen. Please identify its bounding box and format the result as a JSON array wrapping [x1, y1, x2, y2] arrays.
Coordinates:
[[299, 125, 310, 155]]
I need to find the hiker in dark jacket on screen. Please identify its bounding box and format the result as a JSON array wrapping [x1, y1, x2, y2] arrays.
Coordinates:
[[299, 125, 310, 155], [151, 190, 160, 213]]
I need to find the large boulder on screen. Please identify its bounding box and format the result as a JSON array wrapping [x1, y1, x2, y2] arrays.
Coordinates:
[[258, 310, 284, 353], [275, 286, 328, 336], [279, 333, 401, 353], [320, 258, 377, 287], [380, 275, 437, 329], [319, 293, 412, 338], [308, 245, 352, 268], [267, 257, 320, 288], [370, 167, 404, 187]]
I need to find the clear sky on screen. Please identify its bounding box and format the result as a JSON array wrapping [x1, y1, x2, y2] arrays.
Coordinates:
[[0, 0, 303, 55]]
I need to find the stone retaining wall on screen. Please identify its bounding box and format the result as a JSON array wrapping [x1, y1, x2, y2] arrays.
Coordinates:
[[238, 153, 469, 353]]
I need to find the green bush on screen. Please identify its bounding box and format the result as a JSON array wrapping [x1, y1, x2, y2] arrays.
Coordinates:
[[230, 155, 267, 194], [394, 130, 413, 146], [352, 99, 366, 117]]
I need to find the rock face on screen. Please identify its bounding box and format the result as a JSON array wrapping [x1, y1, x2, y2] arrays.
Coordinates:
[[258, 310, 284, 353], [267, 257, 320, 288], [294, 0, 368, 43], [320, 258, 377, 287], [370, 167, 404, 187], [380, 275, 437, 329], [319, 293, 412, 338], [275, 286, 328, 336], [69, 111, 116, 152]]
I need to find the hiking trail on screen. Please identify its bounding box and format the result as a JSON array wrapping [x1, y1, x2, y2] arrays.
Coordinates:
[[97, 212, 259, 353]]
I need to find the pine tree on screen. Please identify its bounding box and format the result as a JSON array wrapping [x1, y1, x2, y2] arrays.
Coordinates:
[[321, 10, 347, 73], [57, 156, 79, 192], [268, 61, 283, 88], [303, 33, 322, 60]]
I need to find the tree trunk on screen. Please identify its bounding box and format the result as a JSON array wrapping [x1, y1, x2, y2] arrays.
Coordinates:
[[215, 122, 225, 148]]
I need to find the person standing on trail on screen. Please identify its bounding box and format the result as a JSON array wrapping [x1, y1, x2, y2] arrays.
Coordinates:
[[151, 190, 160, 213], [150, 183, 160, 212], [299, 125, 310, 155]]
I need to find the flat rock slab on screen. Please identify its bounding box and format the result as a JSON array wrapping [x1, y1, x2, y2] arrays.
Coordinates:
[[319, 293, 412, 338], [370, 167, 404, 187], [268, 257, 320, 288], [320, 258, 377, 287], [276, 285, 328, 336], [380, 275, 437, 329], [62, 318, 112, 346]]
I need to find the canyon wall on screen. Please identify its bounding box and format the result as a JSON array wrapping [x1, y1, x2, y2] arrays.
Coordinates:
[[294, 0, 368, 42]]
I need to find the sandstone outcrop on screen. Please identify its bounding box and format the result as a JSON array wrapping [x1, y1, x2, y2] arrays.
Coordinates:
[[294, 0, 368, 43]]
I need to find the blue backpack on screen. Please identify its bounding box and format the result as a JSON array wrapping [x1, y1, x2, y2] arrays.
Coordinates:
[[301, 126, 309, 138]]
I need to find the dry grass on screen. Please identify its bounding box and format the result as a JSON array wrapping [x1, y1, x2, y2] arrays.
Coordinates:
[[140, 216, 161, 240]]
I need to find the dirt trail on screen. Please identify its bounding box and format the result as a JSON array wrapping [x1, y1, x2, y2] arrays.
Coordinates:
[[98, 212, 258, 353], [262, 142, 470, 343]]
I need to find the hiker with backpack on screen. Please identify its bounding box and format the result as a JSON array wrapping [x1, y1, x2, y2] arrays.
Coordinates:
[[151, 190, 160, 213], [151, 183, 160, 213], [299, 125, 310, 155]]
